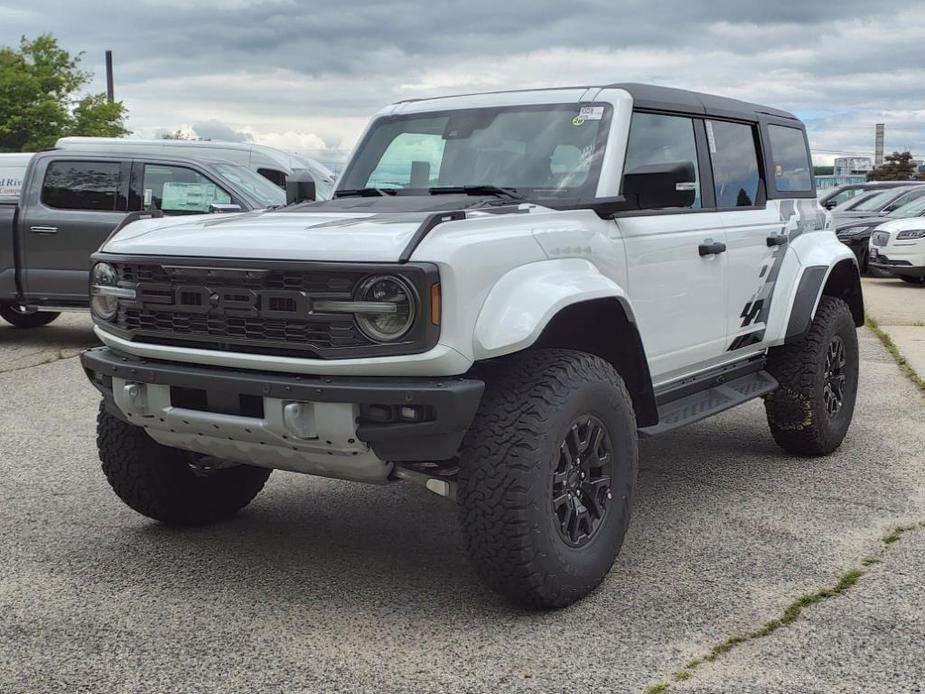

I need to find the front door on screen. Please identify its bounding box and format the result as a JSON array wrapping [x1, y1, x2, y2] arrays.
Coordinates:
[[616, 111, 727, 384], [19, 157, 129, 302]]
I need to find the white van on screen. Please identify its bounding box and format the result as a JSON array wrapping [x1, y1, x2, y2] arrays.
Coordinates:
[[0, 153, 34, 201], [54, 138, 335, 200]]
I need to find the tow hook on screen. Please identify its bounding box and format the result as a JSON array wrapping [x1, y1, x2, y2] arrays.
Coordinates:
[[392, 466, 457, 501]]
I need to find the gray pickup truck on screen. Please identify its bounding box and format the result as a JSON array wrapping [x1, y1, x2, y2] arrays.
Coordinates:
[[1, 148, 290, 327]]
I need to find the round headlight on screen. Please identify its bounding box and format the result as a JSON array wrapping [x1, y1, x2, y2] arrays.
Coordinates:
[[90, 262, 119, 321], [354, 275, 416, 342]]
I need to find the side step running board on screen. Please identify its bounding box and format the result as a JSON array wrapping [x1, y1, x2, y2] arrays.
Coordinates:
[[639, 370, 779, 437]]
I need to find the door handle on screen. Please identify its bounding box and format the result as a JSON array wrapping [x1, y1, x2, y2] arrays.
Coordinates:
[[698, 240, 727, 256], [30, 226, 58, 234], [767, 234, 788, 247]]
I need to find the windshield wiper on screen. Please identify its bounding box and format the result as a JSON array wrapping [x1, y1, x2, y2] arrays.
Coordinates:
[[428, 185, 525, 201], [334, 188, 397, 198]]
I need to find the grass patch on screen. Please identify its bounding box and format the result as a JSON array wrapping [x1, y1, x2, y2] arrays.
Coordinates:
[[641, 523, 922, 693], [865, 314, 925, 395]]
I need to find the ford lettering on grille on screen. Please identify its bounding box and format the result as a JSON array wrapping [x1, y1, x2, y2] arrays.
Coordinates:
[[136, 283, 311, 319]]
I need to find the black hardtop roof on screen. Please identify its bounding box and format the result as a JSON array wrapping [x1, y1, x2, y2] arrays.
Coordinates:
[[607, 83, 798, 122], [396, 82, 800, 124]]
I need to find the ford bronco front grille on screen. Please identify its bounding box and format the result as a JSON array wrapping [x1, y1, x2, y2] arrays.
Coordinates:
[[100, 260, 440, 359]]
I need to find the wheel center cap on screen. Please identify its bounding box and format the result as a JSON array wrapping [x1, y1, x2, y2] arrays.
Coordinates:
[[567, 469, 581, 489]]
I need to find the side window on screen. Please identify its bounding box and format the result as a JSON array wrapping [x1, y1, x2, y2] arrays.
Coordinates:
[[142, 164, 231, 215], [624, 112, 701, 209], [768, 125, 812, 192], [257, 168, 287, 188], [706, 120, 761, 207], [367, 133, 446, 188], [42, 161, 121, 211]]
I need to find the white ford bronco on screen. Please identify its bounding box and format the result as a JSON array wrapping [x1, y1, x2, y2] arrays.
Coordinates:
[[81, 83, 863, 608]]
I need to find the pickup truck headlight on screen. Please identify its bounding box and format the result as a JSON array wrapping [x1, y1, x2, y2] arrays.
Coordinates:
[[896, 229, 925, 240], [90, 262, 135, 321], [352, 275, 416, 342]]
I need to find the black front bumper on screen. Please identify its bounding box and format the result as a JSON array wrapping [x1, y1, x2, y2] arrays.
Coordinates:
[[81, 347, 484, 462], [868, 255, 925, 279]]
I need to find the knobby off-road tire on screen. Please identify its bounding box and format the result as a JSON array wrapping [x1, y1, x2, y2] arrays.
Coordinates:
[[0, 304, 60, 328], [97, 403, 271, 526], [764, 296, 859, 456], [457, 349, 638, 609]]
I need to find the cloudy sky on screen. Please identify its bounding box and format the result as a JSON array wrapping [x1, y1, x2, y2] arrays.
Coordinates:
[[2, 1, 923, 167]]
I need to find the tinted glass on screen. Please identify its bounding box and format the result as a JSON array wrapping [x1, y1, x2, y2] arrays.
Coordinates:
[[707, 120, 761, 207], [42, 161, 121, 211], [257, 168, 287, 188], [829, 189, 861, 207], [887, 194, 925, 218], [883, 188, 925, 212], [624, 112, 701, 208], [142, 164, 231, 214], [848, 189, 899, 212], [768, 125, 812, 192]]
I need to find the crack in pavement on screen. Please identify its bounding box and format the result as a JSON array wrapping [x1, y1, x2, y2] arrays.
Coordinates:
[[641, 521, 925, 693], [0, 351, 82, 375], [642, 467, 909, 515]]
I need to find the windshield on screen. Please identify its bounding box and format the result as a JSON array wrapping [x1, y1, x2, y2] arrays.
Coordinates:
[[338, 104, 611, 201], [214, 163, 287, 208], [887, 193, 925, 218], [846, 189, 899, 212]]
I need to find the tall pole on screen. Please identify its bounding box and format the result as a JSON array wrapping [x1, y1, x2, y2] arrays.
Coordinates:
[[105, 50, 114, 103], [874, 123, 884, 167]]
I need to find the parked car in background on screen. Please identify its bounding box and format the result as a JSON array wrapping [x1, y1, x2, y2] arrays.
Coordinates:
[[836, 194, 925, 271], [832, 185, 925, 221], [869, 219, 925, 284], [1, 148, 294, 328], [55, 137, 336, 200], [819, 180, 921, 210], [0, 153, 34, 201]]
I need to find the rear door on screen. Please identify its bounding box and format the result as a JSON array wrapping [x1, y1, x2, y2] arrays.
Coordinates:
[[616, 111, 728, 383], [19, 156, 129, 302], [720, 121, 816, 352]]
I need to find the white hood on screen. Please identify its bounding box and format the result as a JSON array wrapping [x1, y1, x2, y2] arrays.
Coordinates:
[[102, 210, 433, 262]]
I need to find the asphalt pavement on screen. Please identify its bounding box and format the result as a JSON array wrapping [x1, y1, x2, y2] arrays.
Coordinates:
[[0, 305, 923, 693]]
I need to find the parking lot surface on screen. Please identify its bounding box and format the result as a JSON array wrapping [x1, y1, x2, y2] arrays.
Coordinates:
[[1, 308, 923, 693]]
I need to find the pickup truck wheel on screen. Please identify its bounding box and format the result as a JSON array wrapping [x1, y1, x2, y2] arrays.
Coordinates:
[[96, 402, 272, 526], [457, 349, 637, 609], [764, 296, 858, 456], [0, 304, 60, 328]]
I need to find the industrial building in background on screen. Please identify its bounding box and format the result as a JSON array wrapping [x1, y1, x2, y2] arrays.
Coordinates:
[[834, 157, 873, 177]]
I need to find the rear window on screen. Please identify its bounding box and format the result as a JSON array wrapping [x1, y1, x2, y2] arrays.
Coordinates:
[[706, 120, 761, 208], [768, 125, 813, 192], [42, 161, 121, 211]]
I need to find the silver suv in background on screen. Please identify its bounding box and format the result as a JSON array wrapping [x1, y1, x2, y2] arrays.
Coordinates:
[[55, 137, 336, 200]]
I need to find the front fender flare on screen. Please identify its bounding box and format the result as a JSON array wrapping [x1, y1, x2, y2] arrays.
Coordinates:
[[472, 258, 633, 360]]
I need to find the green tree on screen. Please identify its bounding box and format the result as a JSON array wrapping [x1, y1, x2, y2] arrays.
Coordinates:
[[0, 34, 129, 152], [867, 151, 917, 181], [160, 129, 192, 140]]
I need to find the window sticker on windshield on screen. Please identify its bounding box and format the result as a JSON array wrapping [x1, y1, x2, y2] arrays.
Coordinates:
[[579, 106, 604, 121], [143, 188, 152, 207], [705, 120, 717, 154], [571, 115, 585, 127]]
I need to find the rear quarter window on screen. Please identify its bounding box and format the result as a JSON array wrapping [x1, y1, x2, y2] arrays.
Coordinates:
[[768, 125, 813, 192]]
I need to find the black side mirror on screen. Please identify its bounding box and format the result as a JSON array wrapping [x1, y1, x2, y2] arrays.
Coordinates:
[[286, 170, 317, 205], [622, 160, 697, 210]]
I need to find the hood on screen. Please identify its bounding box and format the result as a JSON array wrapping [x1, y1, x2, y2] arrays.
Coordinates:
[[103, 209, 438, 262], [101, 194, 520, 262], [835, 216, 884, 233]]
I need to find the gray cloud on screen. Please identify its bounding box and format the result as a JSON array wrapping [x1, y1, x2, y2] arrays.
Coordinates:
[[2, 1, 922, 163]]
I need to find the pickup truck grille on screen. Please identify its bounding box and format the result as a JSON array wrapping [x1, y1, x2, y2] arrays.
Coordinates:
[[109, 263, 376, 357]]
